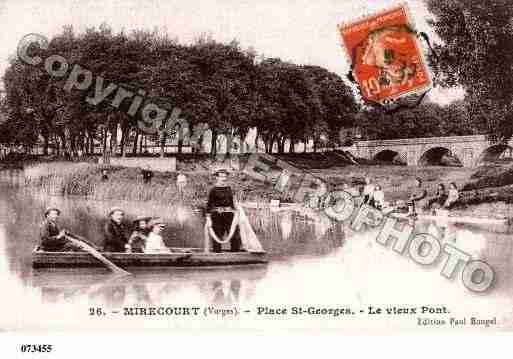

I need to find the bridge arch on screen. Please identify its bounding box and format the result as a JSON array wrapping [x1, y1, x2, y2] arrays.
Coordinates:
[[373, 150, 405, 164], [417, 147, 463, 167], [475, 144, 513, 165]]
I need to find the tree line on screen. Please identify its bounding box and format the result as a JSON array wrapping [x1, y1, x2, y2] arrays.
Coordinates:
[[1, 25, 358, 157], [3, 0, 512, 158]]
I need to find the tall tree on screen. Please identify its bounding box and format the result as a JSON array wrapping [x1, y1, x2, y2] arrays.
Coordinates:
[[426, 0, 513, 141]]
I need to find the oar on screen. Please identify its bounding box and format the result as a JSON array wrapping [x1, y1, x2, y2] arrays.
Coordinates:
[[64, 234, 130, 276]]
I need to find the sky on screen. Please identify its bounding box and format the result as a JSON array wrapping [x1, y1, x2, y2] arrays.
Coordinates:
[[0, 0, 464, 104]]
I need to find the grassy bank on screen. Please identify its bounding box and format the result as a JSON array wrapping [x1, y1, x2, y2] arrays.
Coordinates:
[[22, 161, 282, 207], [18, 159, 513, 217]]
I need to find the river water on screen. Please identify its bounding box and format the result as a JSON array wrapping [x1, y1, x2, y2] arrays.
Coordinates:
[[0, 170, 512, 331]]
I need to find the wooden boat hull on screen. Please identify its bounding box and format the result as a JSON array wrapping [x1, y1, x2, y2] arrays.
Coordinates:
[[32, 247, 268, 269]]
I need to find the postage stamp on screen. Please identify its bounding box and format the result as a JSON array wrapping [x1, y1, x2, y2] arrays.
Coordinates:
[[338, 4, 432, 103]]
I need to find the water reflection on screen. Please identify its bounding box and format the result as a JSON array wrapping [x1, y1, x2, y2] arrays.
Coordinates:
[[1, 172, 513, 330], [33, 266, 265, 309]]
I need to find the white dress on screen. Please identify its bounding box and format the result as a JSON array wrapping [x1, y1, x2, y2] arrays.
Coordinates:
[[145, 232, 170, 253]]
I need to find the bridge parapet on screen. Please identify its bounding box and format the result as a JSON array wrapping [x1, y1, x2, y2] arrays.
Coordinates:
[[353, 135, 513, 167], [355, 135, 488, 148]]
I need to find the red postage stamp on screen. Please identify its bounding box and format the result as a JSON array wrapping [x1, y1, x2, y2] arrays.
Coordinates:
[[338, 4, 432, 103]]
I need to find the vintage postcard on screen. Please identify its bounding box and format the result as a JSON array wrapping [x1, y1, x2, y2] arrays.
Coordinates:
[[0, 0, 513, 349]]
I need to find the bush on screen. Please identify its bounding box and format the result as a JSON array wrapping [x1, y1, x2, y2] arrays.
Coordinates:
[[463, 164, 513, 190]]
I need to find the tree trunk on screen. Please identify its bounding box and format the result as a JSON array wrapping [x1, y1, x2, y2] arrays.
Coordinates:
[[177, 125, 183, 154], [55, 135, 60, 156], [102, 127, 107, 157], [303, 137, 308, 153], [289, 138, 294, 153], [132, 130, 139, 155], [254, 132, 259, 153], [120, 124, 129, 157], [89, 131, 94, 154], [279, 137, 286, 154], [313, 139, 317, 153], [210, 129, 217, 157], [109, 127, 116, 155], [160, 131, 167, 158], [42, 132, 49, 156], [197, 134, 204, 154]]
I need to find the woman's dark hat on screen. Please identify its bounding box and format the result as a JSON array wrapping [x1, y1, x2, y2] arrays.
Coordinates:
[[133, 216, 151, 224], [44, 206, 61, 216]]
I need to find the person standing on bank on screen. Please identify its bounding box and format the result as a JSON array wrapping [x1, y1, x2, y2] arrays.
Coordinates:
[[103, 207, 128, 252], [176, 171, 187, 192], [101, 169, 109, 182], [205, 169, 241, 253], [141, 165, 153, 184]]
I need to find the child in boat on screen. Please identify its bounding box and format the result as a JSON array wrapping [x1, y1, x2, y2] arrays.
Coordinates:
[[128, 216, 151, 253], [444, 182, 459, 209], [145, 218, 171, 253]]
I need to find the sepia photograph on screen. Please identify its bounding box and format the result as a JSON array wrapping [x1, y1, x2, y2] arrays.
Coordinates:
[[0, 0, 512, 345]]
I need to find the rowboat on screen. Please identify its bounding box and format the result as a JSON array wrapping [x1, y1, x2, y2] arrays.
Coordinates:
[[32, 246, 268, 269]]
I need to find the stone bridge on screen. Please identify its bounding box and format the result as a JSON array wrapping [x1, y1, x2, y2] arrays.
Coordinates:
[[353, 135, 513, 167]]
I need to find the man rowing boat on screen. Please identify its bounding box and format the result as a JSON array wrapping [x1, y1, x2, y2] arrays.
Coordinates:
[[39, 207, 98, 252]]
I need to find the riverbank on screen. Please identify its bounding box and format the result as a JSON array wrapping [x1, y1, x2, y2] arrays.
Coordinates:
[[14, 160, 513, 218]]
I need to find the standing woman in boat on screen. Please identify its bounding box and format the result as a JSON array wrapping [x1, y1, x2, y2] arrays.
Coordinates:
[[205, 169, 241, 253], [103, 207, 128, 252]]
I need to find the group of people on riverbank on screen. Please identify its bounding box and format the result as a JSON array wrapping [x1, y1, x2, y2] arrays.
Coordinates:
[[39, 169, 244, 253], [361, 176, 460, 215]]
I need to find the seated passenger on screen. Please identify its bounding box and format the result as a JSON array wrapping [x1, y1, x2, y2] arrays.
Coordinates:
[[372, 185, 385, 210], [103, 207, 128, 252], [428, 183, 448, 212], [145, 218, 171, 253], [128, 216, 150, 253], [40, 207, 81, 252], [444, 182, 459, 209]]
